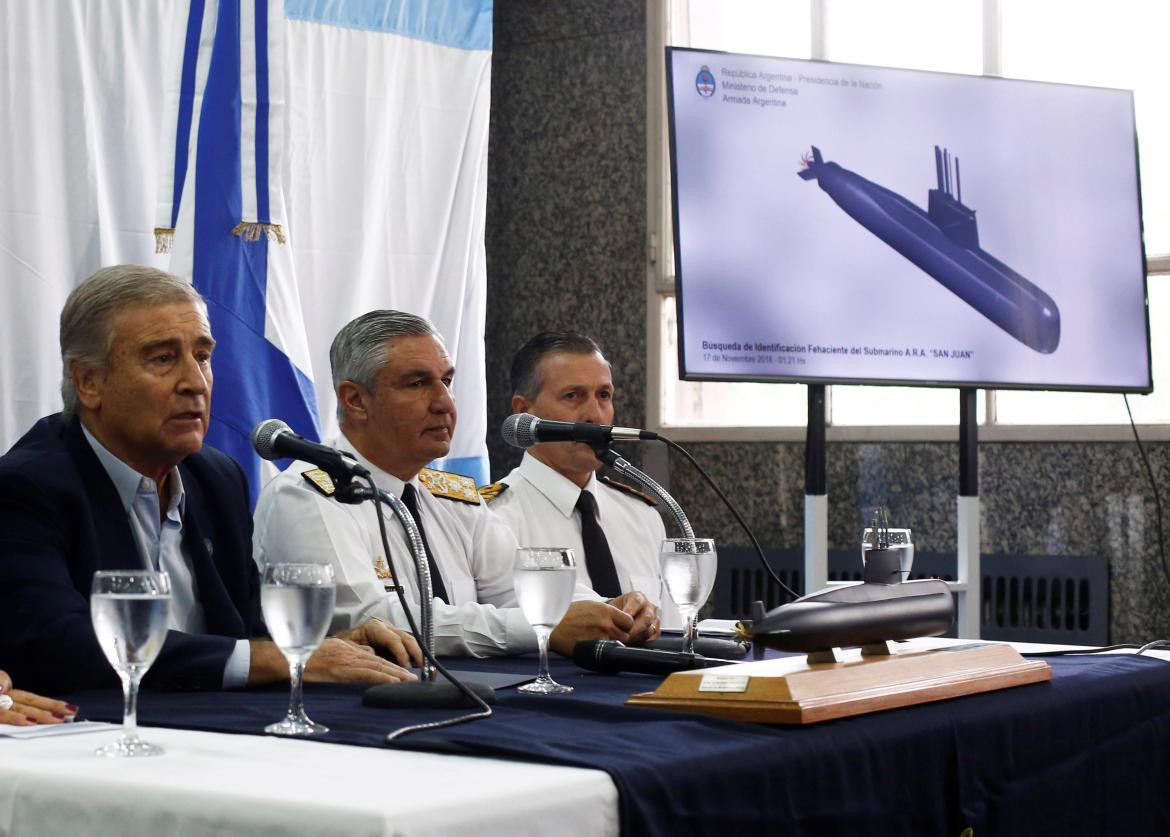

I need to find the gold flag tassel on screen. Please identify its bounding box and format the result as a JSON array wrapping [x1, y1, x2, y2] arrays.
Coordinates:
[[230, 222, 286, 244], [154, 227, 175, 254]]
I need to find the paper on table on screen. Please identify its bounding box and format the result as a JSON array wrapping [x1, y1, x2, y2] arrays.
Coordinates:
[[697, 619, 742, 636], [0, 721, 115, 739]]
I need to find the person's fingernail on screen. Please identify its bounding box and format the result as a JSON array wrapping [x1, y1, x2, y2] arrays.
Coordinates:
[[66, 704, 79, 712], [26, 716, 39, 724], [52, 712, 66, 719]]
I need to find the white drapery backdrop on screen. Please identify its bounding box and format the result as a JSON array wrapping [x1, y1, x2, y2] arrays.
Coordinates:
[[0, 0, 492, 486]]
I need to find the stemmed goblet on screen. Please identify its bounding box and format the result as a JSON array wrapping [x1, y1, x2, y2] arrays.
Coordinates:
[[260, 562, 336, 735], [90, 570, 172, 757], [513, 547, 577, 694], [660, 538, 718, 654]]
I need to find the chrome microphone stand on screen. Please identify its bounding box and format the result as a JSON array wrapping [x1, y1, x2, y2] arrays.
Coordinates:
[[335, 481, 436, 682], [594, 447, 694, 538]]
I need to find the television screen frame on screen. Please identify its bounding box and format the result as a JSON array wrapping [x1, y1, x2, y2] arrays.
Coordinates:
[[667, 46, 1153, 394]]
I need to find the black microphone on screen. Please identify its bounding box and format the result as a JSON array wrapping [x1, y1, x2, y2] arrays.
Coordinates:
[[501, 413, 658, 449], [252, 419, 369, 479], [572, 639, 729, 676]]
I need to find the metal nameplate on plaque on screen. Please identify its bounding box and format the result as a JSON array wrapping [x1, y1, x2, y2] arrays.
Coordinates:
[[698, 673, 750, 693]]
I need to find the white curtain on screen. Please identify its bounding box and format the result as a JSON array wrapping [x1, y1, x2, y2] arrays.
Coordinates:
[[0, 0, 492, 484], [285, 11, 492, 481], [0, 1, 176, 443]]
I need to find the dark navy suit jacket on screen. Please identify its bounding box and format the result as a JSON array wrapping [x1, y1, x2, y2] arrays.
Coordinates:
[[0, 414, 264, 693]]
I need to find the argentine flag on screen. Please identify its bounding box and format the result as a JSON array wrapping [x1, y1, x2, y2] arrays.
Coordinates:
[[156, 0, 493, 495], [157, 0, 320, 501]]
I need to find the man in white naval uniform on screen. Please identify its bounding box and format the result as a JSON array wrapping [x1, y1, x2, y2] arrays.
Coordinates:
[[486, 332, 683, 630], [254, 311, 659, 658]]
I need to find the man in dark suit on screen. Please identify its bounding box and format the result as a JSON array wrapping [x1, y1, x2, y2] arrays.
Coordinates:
[[0, 265, 421, 694]]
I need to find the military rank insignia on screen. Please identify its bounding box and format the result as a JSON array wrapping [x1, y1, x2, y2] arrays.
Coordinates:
[[418, 468, 481, 504], [477, 482, 509, 503], [302, 468, 336, 496], [601, 475, 657, 506]]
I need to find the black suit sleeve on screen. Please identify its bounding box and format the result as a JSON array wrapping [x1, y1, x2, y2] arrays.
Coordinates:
[[0, 466, 245, 693]]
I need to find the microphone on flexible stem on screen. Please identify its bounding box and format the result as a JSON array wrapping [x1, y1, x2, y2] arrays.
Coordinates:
[[572, 640, 730, 676], [252, 420, 493, 711], [252, 419, 369, 480], [501, 413, 658, 449]]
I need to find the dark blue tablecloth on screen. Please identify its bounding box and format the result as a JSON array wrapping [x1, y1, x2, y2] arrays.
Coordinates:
[[65, 652, 1170, 837]]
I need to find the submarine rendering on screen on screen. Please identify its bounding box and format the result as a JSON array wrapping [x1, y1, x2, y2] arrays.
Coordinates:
[[798, 145, 1061, 354]]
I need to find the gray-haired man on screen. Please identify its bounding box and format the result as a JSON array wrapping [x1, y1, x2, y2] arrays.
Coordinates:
[[0, 265, 419, 694], [253, 310, 659, 658]]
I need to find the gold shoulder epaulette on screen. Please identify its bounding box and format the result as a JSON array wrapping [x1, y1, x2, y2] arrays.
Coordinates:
[[600, 475, 657, 506], [418, 467, 481, 505], [477, 482, 509, 503], [301, 468, 335, 496]]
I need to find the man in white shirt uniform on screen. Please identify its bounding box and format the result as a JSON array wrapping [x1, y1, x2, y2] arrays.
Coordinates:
[[485, 332, 683, 630], [253, 311, 659, 658]]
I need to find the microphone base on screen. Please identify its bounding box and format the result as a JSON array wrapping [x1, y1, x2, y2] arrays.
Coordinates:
[[363, 680, 496, 709]]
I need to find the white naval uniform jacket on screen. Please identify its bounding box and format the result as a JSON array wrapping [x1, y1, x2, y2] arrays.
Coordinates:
[[488, 452, 683, 630], [254, 438, 601, 657]]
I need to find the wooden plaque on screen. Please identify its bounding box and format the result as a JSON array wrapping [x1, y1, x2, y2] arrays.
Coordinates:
[[626, 642, 1051, 724]]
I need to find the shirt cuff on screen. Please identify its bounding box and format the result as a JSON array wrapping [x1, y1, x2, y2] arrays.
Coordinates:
[[505, 608, 539, 654], [571, 581, 606, 603], [222, 638, 252, 689]]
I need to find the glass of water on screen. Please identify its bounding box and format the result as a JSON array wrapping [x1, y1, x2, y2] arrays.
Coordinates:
[[660, 538, 718, 654], [90, 570, 172, 757], [513, 547, 577, 694], [261, 562, 336, 736]]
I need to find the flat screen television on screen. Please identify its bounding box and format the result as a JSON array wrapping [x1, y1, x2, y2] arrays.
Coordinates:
[[667, 47, 1152, 392]]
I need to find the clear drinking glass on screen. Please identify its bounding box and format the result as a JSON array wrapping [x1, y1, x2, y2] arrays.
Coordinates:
[[260, 562, 336, 735], [660, 538, 718, 654], [90, 570, 172, 757], [513, 547, 577, 694]]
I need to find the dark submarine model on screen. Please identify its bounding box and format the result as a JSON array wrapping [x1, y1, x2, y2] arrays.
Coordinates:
[[742, 518, 955, 658], [798, 145, 1061, 354]]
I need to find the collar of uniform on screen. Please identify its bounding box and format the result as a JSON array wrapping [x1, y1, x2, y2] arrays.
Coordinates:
[[332, 431, 418, 499], [517, 451, 601, 520], [81, 422, 186, 519]]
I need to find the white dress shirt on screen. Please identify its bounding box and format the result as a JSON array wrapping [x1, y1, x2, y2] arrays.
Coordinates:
[[489, 453, 683, 629], [253, 435, 601, 657], [83, 426, 251, 688]]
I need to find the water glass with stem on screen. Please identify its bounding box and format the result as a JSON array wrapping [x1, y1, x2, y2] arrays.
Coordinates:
[[513, 547, 577, 694], [260, 562, 336, 735], [660, 538, 718, 654], [90, 570, 172, 757]]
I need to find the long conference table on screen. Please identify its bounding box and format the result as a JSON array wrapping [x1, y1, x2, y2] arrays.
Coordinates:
[[3, 638, 1170, 836]]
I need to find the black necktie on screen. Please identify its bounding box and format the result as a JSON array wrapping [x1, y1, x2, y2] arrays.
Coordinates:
[[400, 483, 449, 604], [575, 490, 622, 598]]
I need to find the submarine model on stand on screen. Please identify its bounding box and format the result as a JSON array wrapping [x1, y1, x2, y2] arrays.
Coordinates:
[[798, 145, 1061, 354], [742, 513, 955, 660]]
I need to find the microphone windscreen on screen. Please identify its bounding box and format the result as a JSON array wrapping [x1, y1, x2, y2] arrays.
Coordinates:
[[501, 413, 539, 448], [251, 418, 290, 459]]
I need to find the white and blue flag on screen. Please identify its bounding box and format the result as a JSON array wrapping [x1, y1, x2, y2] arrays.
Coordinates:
[[156, 0, 494, 494], [157, 0, 321, 501]]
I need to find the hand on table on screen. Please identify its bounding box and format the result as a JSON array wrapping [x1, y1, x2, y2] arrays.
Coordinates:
[[303, 637, 418, 685], [0, 669, 77, 726], [609, 591, 662, 644], [549, 600, 640, 656], [337, 618, 425, 669]]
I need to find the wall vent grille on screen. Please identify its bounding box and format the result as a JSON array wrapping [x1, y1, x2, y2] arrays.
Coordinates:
[[710, 548, 1107, 645]]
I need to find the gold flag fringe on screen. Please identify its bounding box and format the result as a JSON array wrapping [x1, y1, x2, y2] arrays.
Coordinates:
[[154, 227, 175, 254], [230, 222, 286, 244]]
